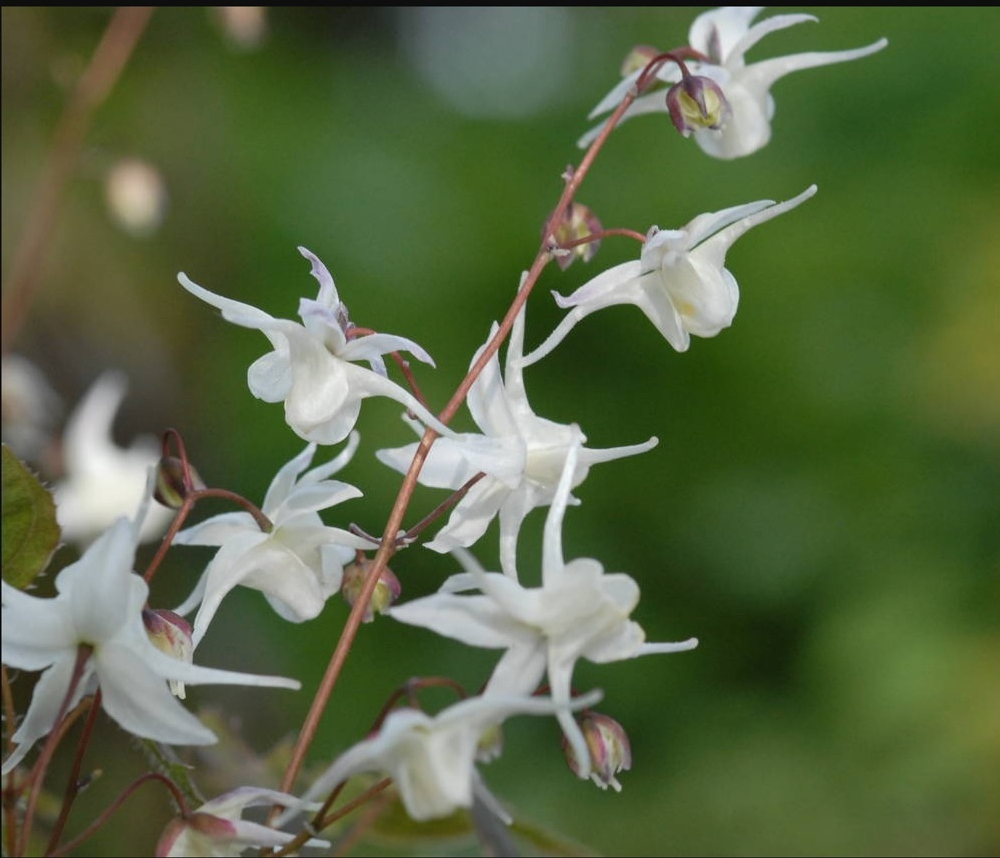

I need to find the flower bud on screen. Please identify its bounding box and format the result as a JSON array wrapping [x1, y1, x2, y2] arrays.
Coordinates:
[[154, 456, 204, 509], [143, 609, 194, 699], [341, 557, 401, 622], [546, 201, 603, 271], [561, 711, 632, 792], [666, 74, 730, 137], [155, 811, 237, 858]]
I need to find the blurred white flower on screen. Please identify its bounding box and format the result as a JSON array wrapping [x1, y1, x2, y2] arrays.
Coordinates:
[[1, 517, 300, 776], [280, 689, 600, 825], [53, 371, 172, 545], [1, 354, 61, 462], [174, 437, 370, 646], [522, 186, 817, 361], [377, 304, 656, 576], [179, 247, 457, 446], [156, 787, 328, 857], [104, 158, 167, 237], [581, 7, 887, 159], [389, 444, 697, 778]]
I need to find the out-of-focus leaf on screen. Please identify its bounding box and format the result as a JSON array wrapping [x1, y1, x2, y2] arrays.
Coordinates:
[[1, 444, 59, 588]]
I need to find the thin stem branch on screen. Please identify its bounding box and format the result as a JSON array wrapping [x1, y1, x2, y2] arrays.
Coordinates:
[[47, 772, 188, 858], [0, 7, 154, 354], [272, 73, 647, 819]]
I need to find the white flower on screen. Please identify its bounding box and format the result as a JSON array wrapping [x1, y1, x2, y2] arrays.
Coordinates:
[[156, 787, 329, 857], [389, 443, 698, 778], [522, 185, 817, 363], [1, 517, 300, 776], [178, 247, 457, 446], [377, 303, 656, 576], [53, 371, 172, 545], [279, 689, 601, 825], [1, 354, 61, 462], [581, 7, 887, 159], [174, 437, 370, 646]]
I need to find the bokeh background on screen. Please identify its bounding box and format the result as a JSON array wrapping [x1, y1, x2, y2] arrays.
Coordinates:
[[3, 7, 998, 856]]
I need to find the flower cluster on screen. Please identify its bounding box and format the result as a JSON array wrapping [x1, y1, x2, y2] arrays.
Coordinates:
[[1, 8, 887, 856]]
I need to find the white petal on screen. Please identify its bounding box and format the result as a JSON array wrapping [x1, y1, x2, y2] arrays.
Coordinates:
[[178, 273, 276, 330], [175, 511, 258, 548], [1, 583, 76, 668], [3, 655, 89, 775], [247, 348, 292, 403], [96, 643, 217, 745], [297, 246, 340, 309], [262, 444, 317, 512], [423, 478, 510, 554], [390, 592, 530, 650]]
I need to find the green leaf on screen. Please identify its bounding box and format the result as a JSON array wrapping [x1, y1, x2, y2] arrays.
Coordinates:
[[1, 444, 60, 588]]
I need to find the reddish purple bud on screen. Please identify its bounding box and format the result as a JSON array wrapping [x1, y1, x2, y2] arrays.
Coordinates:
[[562, 711, 632, 792], [143, 609, 194, 698], [341, 557, 401, 622], [666, 74, 730, 137], [154, 456, 204, 509], [546, 201, 603, 271]]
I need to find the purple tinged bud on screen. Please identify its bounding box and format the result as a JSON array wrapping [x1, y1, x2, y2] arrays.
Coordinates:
[[155, 812, 237, 857], [143, 609, 194, 699], [546, 202, 603, 271], [666, 75, 731, 137], [562, 711, 632, 792], [341, 557, 401, 622], [154, 456, 205, 509]]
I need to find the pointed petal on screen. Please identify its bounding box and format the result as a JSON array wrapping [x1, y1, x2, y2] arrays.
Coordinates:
[[390, 592, 529, 650], [423, 478, 510, 554], [297, 246, 340, 308], [1, 584, 76, 668], [178, 274, 277, 330], [262, 444, 316, 512], [96, 643, 218, 745], [697, 185, 817, 270], [744, 39, 889, 94], [340, 332, 435, 367], [175, 512, 259, 548]]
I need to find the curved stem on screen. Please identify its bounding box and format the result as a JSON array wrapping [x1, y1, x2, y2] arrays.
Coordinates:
[[0, 7, 154, 354], [272, 62, 647, 818], [47, 772, 188, 858]]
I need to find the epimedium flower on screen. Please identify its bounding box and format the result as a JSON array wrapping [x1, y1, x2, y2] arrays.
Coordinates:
[[1, 516, 300, 776], [178, 246, 457, 446], [377, 302, 657, 577], [278, 689, 601, 826], [173, 436, 371, 647], [580, 7, 887, 159], [53, 371, 172, 545], [520, 185, 817, 363], [156, 787, 330, 857], [388, 443, 698, 780]]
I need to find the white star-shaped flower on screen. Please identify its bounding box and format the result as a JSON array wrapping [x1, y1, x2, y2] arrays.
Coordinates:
[[1, 516, 300, 776], [279, 689, 600, 825], [521, 185, 817, 363], [581, 7, 887, 159], [179, 247, 456, 446], [174, 437, 370, 646], [156, 787, 330, 857], [377, 303, 656, 576], [388, 443, 697, 777], [53, 371, 172, 545]]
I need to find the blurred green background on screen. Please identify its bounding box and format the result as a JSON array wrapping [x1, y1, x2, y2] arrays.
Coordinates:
[[3, 7, 998, 856]]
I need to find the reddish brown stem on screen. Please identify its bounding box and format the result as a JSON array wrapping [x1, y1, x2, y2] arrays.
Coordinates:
[[272, 58, 647, 819], [0, 7, 154, 354], [48, 772, 188, 858]]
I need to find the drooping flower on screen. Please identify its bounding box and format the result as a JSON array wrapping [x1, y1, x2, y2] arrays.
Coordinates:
[[377, 303, 656, 577], [562, 710, 632, 792], [279, 689, 601, 825], [178, 247, 457, 446], [521, 185, 817, 363], [173, 437, 370, 646], [53, 371, 172, 545], [156, 787, 329, 857], [388, 444, 697, 778], [1, 517, 300, 776], [580, 7, 887, 159]]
